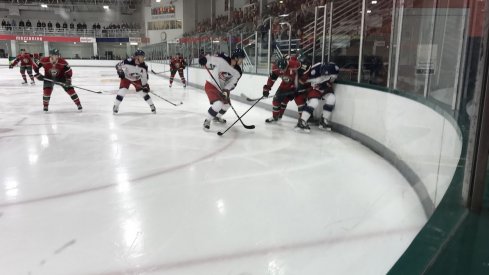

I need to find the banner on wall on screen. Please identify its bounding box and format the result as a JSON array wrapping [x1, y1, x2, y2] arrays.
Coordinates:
[[96, 37, 129, 43], [80, 37, 96, 43], [150, 0, 176, 20], [0, 35, 80, 42]]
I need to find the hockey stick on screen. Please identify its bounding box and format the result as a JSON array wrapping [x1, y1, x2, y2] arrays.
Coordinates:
[[151, 69, 169, 75], [42, 78, 102, 94], [204, 65, 255, 130], [218, 96, 264, 136], [241, 93, 272, 101], [241, 90, 298, 102], [149, 91, 183, 106]]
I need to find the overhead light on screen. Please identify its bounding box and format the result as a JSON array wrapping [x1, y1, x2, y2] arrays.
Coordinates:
[[371, 0, 378, 3], [156, 0, 161, 2], [279, 0, 283, 3], [367, 9, 372, 13], [130, 42, 138, 45], [212, 40, 220, 43], [23, 40, 27, 42], [41, 4, 48, 8], [73, 42, 76, 44], [119, 43, 122, 45], [279, 14, 289, 17], [103, 5, 109, 9]]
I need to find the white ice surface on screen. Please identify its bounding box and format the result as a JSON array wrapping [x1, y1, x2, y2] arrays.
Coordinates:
[[0, 67, 427, 275]]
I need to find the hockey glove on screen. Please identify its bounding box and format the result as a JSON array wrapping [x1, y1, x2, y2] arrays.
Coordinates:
[[35, 73, 44, 81], [8, 64, 13, 69], [263, 85, 271, 97], [221, 89, 230, 99], [198, 56, 207, 66], [117, 69, 125, 79], [142, 84, 150, 93], [63, 78, 72, 88]]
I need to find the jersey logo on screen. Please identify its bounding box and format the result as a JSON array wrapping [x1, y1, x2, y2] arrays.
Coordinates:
[[281, 75, 292, 83], [23, 58, 29, 63], [49, 69, 59, 77], [129, 72, 142, 80], [219, 72, 233, 82]]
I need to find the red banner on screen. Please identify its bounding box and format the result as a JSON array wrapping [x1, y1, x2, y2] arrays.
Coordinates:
[[0, 35, 80, 42]]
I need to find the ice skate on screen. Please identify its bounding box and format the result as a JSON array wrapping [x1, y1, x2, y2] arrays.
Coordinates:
[[30, 80, 35, 85], [150, 104, 156, 113], [318, 118, 332, 131], [43, 106, 48, 113], [113, 105, 119, 114], [265, 116, 280, 123], [213, 117, 226, 124], [77, 105, 83, 112], [295, 119, 311, 133], [203, 118, 211, 130], [21, 80, 28, 85]]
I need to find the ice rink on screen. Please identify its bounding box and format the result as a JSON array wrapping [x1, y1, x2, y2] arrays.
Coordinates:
[[0, 66, 427, 275]]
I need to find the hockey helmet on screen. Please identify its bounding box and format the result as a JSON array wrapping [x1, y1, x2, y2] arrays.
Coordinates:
[[276, 58, 288, 71], [134, 49, 145, 57], [321, 62, 340, 80], [49, 48, 60, 56], [298, 54, 311, 68], [231, 48, 245, 59]]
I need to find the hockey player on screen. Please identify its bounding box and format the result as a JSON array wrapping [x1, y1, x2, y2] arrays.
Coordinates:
[[198, 48, 245, 130], [113, 49, 155, 114], [169, 53, 187, 88], [296, 62, 339, 133], [32, 53, 41, 64], [33, 49, 82, 112], [9, 48, 36, 85], [262, 56, 302, 123]]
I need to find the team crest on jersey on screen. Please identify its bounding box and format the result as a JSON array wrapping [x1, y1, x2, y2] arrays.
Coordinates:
[[281, 75, 292, 83], [219, 72, 233, 82], [23, 58, 29, 63], [49, 69, 59, 77]]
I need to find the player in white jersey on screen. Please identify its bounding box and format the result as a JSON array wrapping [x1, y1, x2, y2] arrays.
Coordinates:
[[198, 48, 245, 130], [113, 50, 156, 114], [297, 62, 340, 132]]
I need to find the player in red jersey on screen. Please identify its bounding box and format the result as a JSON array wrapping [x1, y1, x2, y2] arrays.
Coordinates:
[[262, 56, 303, 123], [169, 53, 187, 88], [9, 48, 36, 85], [32, 53, 41, 64], [33, 49, 82, 112]]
